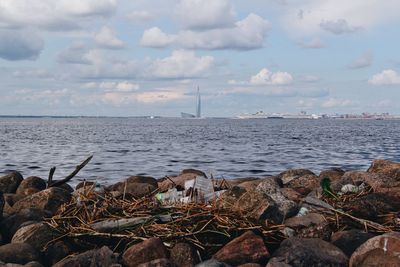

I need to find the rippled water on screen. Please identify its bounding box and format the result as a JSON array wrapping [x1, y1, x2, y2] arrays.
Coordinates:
[[1, 117, 399, 185]]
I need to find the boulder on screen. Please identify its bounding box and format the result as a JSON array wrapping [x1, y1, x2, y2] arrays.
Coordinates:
[[331, 229, 375, 257], [266, 257, 292, 267], [237, 179, 263, 191], [170, 242, 200, 267], [122, 238, 168, 267], [280, 188, 302, 203], [213, 231, 269, 266], [285, 174, 320, 196], [349, 232, 400, 267], [11, 188, 71, 215], [195, 259, 231, 267], [319, 168, 345, 182], [3, 194, 24, 207], [158, 171, 205, 192], [108, 176, 158, 198], [0, 243, 40, 265], [181, 169, 207, 177], [75, 181, 95, 190], [343, 193, 400, 222], [42, 240, 73, 267], [16, 177, 46, 197], [0, 172, 23, 193], [367, 159, 400, 180], [137, 258, 172, 267], [11, 222, 60, 251], [272, 237, 348, 267], [278, 169, 315, 185], [237, 264, 262, 267], [284, 213, 331, 240], [0, 209, 48, 242], [53, 246, 119, 267], [0, 192, 4, 219]]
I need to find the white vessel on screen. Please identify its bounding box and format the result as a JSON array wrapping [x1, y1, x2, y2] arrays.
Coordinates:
[[236, 111, 269, 119]]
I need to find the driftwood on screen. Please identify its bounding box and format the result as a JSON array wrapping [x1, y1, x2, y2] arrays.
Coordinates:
[[48, 155, 93, 188], [90, 217, 152, 233]]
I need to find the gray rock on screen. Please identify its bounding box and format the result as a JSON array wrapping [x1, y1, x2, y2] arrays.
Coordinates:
[[108, 176, 158, 198], [53, 246, 119, 267], [0, 172, 23, 194], [284, 213, 331, 240], [278, 169, 315, 185], [170, 242, 201, 267], [11, 222, 60, 251], [195, 259, 232, 267], [0, 243, 40, 265], [331, 229, 375, 257]]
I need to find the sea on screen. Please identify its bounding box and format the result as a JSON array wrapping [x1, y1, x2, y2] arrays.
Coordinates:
[[1, 117, 399, 186]]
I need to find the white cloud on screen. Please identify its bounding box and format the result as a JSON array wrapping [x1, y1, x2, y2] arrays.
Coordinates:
[[369, 69, 400, 85], [250, 68, 293, 85], [302, 75, 320, 83], [148, 50, 215, 79], [84, 81, 139, 92], [141, 14, 270, 50], [0, 29, 44, 61], [13, 69, 52, 79], [321, 98, 353, 108], [58, 0, 117, 17], [57, 43, 91, 64], [94, 26, 125, 49], [320, 19, 361, 34], [298, 37, 324, 49], [348, 51, 373, 69], [175, 0, 235, 30], [136, 91, 186, 103]]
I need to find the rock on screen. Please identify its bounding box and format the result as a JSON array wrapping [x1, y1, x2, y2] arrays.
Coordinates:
[[367, 159, 400, 180], [272, 237, 348, 267], [158, 172, 203, 192], [16, 177, 46, 197], [237, 264, 262, 267], [266, 257, 293, 267], [213, 231, 269, 266], [285, 174, 320, 196], [23, 262, 44, 267], [219, 187, 281, 223], [0, 209, 48, 242], [0, 243, 40, 265], [137, 258, 172, 267], [256, 179, 299, 221], [181, 169, 207, 177], [284, 213, 331, 240], [0, 192, 4, 219], [3, 194, 24, 207], [122, 238, 168, 267], [53, 246, 119, 267], [195, 259, 231, 267], [11, 188, 71, 215], [301, 196, 335, 214], [237, 179, 263, 191], [75, 181, 95, 190], [11, 222, 60, 251], [170, 242, 200, 267], [108, 176, 158, 198], [331, 229, 375, 257], [343, 193, 400, 222], [278, 169, 315, 185], [319, 168, 345, 182], [42, 240, 73, 266], [280, 188, 302, 203], [349, 232, 400, 267], [0, 172, 23, 193]]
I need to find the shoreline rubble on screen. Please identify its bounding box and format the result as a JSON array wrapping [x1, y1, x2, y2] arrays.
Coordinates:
[[0, 159, 399, 266]]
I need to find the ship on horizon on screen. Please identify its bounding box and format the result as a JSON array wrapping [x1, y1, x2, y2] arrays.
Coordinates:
[[236, 111, 320, 119], [181, 87, 201, 118]]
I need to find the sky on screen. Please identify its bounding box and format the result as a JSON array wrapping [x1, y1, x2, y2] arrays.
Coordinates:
[[0, 0, 400, 117]]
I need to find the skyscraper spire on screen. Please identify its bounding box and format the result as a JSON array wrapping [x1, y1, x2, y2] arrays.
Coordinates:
[[196, 86, 201, 118]]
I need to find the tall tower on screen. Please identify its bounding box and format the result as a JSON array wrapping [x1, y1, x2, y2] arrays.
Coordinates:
[[196, 86, 201, 118]]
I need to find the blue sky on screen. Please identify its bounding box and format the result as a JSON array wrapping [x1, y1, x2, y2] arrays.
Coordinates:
[[0, 0, 399, 117]]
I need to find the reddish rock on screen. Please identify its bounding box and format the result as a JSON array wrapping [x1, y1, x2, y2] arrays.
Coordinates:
[[11, 188, 71, 215], [278, 169, 315, 185], [195, 259, 231, 267], [237, 179, 263, 191], [285, 174, 320, 196], [181, 169, 206, 177], [0, 172, 23, 193], [122, 238, 168, 267], [237, 264, 262, 267], [280, 188, 302, 203], [284, 213, 331, 240], [108, 176, 158, 198], [53, 246, 119, 267], [213, 231, 269, 266], [11, 222, 60, 251], [350, 232, 400, 267], [16, 177, 46, 197], [272, 237, 348, 267], [42, 240, 73, 266], [0, 243, 40, 265], [170, 242, 200, 267], [158, 172, 204, 192], [137, 258, 173, 267], [266, 257, 292, 267], [331, 229, 375, 257], [367, 159, 400, 180], [319, 168, 345, 182], [3, 194, 24, 207]]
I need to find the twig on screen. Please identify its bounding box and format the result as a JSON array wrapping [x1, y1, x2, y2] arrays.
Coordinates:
[[47, 166, 56, 187], [50, 155, 93, 187]]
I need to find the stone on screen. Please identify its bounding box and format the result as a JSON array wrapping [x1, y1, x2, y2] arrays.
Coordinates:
[[53, 246, 119, 267], [301, 196, 335, 214], [343, 193, 400, 222], [158, 172, 204, 192], [0, 172, 23, 193], [24, 262, 44, 267], [0, 243, 40, 265], [16, 177, 47, 197], [0, 208, 48, 242], [11, 222, 60, 251], [237, 264, 262, 267], [181, 169, 207, 177], [195, 259, 231, 267], [213, 231, 269, 266], [108, 176, 158, 198], [285, 174, 320, 196], [122, 238, 168, 267], [75, 181, 95, 190], [278, 169, 315, 185], [284, 213, 331, 240], [266, 257, 292, 267], [42, 240, 73, 266], [331, 229, 375, 257], [367, 159, 400, 180], [137, 258, 173, 267], [0, 192, 4, 219], [170, 242, 200, 267], [272, 237, 348, 267], [11, 188, 71, 215], [3, 194, 24, 207], [237, 179, 263, 191], [280, 188, 302, 203], [319, 168, 345, 182], [349, 232, 400, 267]]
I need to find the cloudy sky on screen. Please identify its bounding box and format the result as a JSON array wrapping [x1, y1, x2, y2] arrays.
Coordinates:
[[1, 0, 399, 117]]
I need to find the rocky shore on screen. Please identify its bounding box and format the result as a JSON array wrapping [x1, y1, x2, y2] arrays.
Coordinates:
[[0, 159, 399, 267]]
